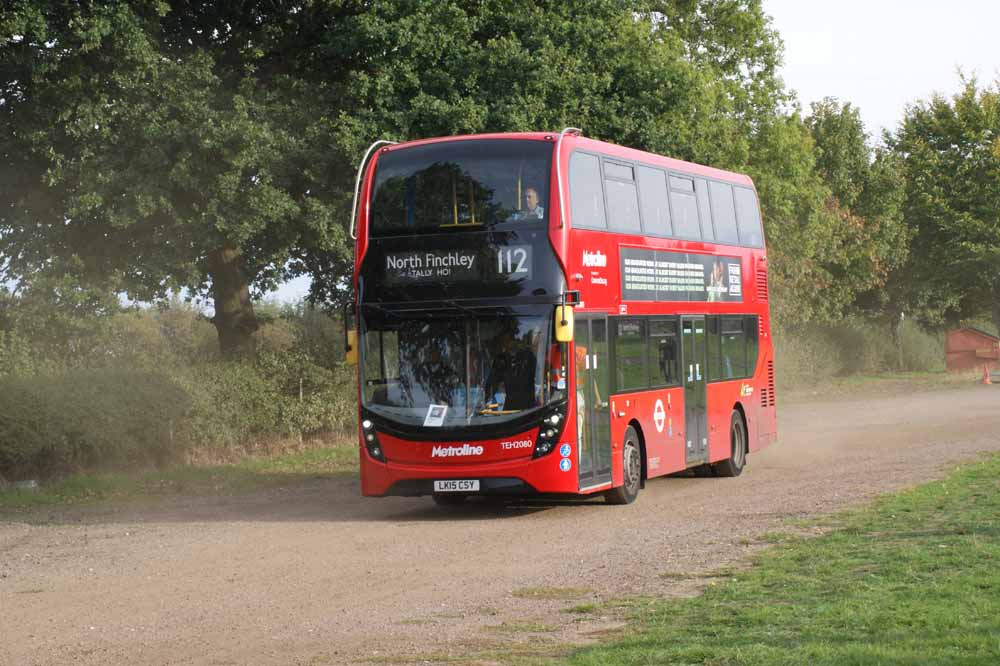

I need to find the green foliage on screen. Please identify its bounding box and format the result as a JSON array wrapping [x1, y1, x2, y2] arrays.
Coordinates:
[[0, 329, 47, 377], [566, 455, 1000, 665], [3, 0, 906, 336], [0, 370, 191, 480], [898, 320, 945, 373], [1, 2, 355, 354], [176, 361, 282, 449], [776, 319, 944, 389], [747, 114, 849, 323], [774, 325, 843, 389], [762, 99, 909, 326], [809, 98, 871, 209], [0, 296, 354, 477], [891, 77, 1000, 331]]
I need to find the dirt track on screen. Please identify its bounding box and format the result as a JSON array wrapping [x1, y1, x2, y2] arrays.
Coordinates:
[[3, 384, 1000, 666]]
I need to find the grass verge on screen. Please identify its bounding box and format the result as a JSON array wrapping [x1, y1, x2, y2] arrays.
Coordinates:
[[780, 369, 980, 404], [564, 454, 1000, 665], [0, 442, 358, 512]]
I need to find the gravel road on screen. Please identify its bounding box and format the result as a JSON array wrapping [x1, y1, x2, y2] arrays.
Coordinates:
[[3, 384, 999, 666]]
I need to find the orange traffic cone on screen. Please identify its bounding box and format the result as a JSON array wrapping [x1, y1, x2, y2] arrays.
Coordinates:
[[982, 364, 992, 385]]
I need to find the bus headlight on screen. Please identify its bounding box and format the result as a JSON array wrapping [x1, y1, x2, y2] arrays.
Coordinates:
[[533, 403, 568, 459], [361, 418, 386, 462]]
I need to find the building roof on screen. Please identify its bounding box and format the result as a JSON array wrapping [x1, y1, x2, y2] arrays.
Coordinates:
[[953, 326, 1000, 341]]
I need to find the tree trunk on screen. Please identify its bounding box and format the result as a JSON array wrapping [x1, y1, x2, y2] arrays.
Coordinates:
[[208, 242, 258, 359]]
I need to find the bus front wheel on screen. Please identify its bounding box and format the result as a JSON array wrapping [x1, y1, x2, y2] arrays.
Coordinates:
[[713, 410, 747, 477], [605, 425, 642, 505]]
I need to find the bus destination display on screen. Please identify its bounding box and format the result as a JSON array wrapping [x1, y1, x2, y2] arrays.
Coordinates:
[[620, 248, 742, 303], [383, 246, 533, 284]]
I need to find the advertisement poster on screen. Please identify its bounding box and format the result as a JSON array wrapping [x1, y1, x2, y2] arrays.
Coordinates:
[[620, 248, 743, 303]]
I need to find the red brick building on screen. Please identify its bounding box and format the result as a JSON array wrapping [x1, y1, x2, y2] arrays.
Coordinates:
[[946, 327, 1000, 372]]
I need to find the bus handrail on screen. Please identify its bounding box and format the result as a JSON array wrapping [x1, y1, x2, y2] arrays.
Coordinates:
[[350, 139, 397, 240], [555, 127, 583, 228]]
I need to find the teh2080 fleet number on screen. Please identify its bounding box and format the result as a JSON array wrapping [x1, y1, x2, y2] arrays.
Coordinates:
[[500, 439, 533, 450]]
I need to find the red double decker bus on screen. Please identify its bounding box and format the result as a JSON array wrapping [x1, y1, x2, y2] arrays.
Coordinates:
[[347, 129, 776, 505]]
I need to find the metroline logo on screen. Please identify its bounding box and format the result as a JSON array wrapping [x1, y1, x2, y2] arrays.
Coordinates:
[[431, 444, 485, 458], [582, 250, 607, 267]]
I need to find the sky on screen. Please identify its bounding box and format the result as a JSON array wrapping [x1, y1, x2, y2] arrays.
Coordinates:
[[272, 1, 1000, 302], [764, 0, 1000, 138]]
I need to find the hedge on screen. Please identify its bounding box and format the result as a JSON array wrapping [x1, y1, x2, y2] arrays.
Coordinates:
[[0, 370, 191, 480]]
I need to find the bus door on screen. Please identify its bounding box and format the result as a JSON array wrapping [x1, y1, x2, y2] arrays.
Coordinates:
[[575, 316, 612, 490], [681, 316, 709, 466]]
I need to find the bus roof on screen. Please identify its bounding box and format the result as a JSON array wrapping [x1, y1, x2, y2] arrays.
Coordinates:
[[380, 132, 754, 188]]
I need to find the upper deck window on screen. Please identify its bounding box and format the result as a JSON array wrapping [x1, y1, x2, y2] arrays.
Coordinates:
[[669, 175, 701, 240], [569, 152, 607, 229], [603, 159, 641, 233], [370, 140, 552, 237], [637, 166, 672, 236], [734, 187, 765, 248], [709, 181, 739, 245]]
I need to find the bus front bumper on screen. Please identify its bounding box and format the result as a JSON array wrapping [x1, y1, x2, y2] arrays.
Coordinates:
[[360, 453, 580, 497]]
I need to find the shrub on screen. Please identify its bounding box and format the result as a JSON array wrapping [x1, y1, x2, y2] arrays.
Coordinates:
[[774, 318, 945, 390], [0, 370, 191, 481], [174, 362, 282, 451], [255, 350, 356, 434], [898, 320, 944, 372], [0, 330, 54, 377], [773, 325, 843, 390]]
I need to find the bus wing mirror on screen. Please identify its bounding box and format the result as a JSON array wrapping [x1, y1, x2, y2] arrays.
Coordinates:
[[344, 304, 358, 366], [345, 329, 358, 366], [554, 305, 574, 343]]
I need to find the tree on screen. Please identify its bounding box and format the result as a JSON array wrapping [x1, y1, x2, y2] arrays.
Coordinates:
[[891, 78, 1000, 332], [304, 0, 792, 302], [805, 99, 909, 357], [1, 1, 744, 355], [1, 2, 367, 357], [808, 99, 872, 210], [2, 1, 801, 352]]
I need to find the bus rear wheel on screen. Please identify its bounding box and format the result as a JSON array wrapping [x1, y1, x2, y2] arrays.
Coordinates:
[[713, 410, 747, 477], [605, 425, 642, 505]]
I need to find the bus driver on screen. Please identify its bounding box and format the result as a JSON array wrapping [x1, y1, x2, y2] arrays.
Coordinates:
[[522, 186, 544, 219]]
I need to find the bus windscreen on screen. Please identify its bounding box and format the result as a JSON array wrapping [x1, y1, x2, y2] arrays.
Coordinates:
[[370, 140, 553, 236], [361, 309, 567, 427]]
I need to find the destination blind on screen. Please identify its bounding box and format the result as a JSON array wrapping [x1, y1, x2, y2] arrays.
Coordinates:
[[383, 246, 533, 284]]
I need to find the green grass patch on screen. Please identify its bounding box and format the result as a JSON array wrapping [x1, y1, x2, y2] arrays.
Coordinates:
[[563, 455, 1000, 665], [484, 621, 557, 635], [0, 443, 358, 512], [513, 587, 592, 601], [564, 603, 599, 615]]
